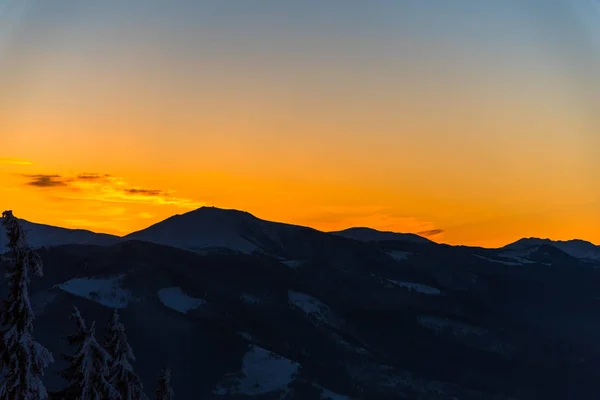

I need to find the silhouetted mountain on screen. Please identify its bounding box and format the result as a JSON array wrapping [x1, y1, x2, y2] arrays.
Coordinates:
[[503, 237, 600, 262], [0, 218, 121, 249], [125, 207, 264, 253], [124, 206, 377, 260], [330, 227, 432, 244]]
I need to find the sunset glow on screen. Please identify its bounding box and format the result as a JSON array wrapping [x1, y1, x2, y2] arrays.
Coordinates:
[[1, 1, 599, 247]]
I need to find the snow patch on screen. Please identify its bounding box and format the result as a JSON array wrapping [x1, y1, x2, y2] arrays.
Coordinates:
[[418, 315, 487, 336], [57, 275, 131, 308], [390, 281, 441, 295], [474, 254, 522, 266], [157, 287, 205, 314], [498, 249, 537, 264], [214, 345, 299, 396], [388, 251, 412, 261], [288, 291, 332, 323], [319, 386, 353, 400]]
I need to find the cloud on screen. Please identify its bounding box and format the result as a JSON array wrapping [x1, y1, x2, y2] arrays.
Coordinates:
[[75, 173, 111, 181], [21, 171, 203, 209], [22, 173, 112, 188], [0, 158, 33, 165], [417, 229, 445, 237], [124, 188, 164, 196], [23, 174, 68, 187]]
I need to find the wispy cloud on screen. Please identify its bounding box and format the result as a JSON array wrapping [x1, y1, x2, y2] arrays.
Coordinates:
[[23, 174, 67, 187], [417, 229, 445, 237], [21, 172, 203, 209], [123, 188, 164, 196], [75, 173, 111, 181], [0, 157, 33, 165]]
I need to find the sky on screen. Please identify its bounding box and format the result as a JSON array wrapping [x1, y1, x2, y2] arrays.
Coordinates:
[[1, 0, 599, 247]]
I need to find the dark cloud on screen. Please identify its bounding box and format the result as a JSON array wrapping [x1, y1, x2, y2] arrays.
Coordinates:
[[22, 174, 68, 188], [124, 188, 164, 196], [21, 172, 189, 204], [22, 173, 111, 187], [417, 229, 445, 237]]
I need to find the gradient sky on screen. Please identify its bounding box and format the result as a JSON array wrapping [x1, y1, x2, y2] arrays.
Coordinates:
[[1, 0, 599, 247]]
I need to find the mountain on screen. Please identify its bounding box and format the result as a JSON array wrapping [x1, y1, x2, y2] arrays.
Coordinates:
[[0, 218, 121, 249], [503, 237, 600, 262], [124, 206, 373, 260], [330, 227, 432, 244], [125, 207, 263, 254]]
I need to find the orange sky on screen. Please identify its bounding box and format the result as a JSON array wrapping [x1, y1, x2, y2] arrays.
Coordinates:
[[1, 1, 599, 247]]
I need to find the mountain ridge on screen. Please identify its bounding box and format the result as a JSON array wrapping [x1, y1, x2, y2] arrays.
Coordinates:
[[329, 227, 434, 244], [2, 206, 598, 252], [503, 237, 600, 262], [0, 217, 121, 249]]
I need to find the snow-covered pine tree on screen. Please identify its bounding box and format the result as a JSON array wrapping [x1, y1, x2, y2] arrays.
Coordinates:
[[0, 210, 54, 399], [61, 306, 121, 400], [155, 368, 174, 400], [105, 309, 147, 400]]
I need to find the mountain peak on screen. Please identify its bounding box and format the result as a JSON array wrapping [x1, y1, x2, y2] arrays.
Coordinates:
[[183, 206, 257, 218], [124, 206, 264, 253]]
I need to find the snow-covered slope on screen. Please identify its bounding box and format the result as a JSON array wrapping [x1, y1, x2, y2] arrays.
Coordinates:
[[330, 227, 432, 244], [157, 287, 206, 314], [56, 275, 131, 308], [214, 345, 299, 397], [0, 218, 120, 250], [503, 238, 600, 262]]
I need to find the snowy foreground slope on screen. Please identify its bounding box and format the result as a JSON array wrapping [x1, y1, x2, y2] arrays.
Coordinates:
[[3, 209, 600, 399]]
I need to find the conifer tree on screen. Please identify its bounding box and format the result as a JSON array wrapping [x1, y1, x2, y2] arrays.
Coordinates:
[[0, 210, 54, 399], [155, 368, 174, 400], [61, 307, 120, 400], [105, 310, 147, 400]]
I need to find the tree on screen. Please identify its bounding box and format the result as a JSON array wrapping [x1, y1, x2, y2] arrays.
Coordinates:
[[155, 368, 174, 400], [0, 210, 54, 399], [105, 310, 147, 400], [61, 307, 120, 400]]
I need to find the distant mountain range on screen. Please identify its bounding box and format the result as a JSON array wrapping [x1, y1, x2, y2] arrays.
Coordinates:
[[2, 206, 598, 262], [1, 206, 600, 398], [502, 237, 600, 262]]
